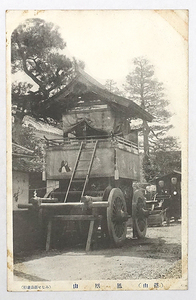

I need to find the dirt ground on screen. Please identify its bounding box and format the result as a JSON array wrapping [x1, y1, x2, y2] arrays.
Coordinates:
[[14, 221, 181, 281]]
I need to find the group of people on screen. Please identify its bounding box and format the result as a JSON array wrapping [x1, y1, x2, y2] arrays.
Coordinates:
[[157, 177, 181, 225], [145, 176, 181, 225]]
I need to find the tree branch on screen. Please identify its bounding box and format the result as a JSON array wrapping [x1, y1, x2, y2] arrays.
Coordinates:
[[15, 31, 49, 97]]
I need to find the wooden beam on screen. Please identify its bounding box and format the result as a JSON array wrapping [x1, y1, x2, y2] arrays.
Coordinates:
[[19, 201, 109, 210], [86, 220, 95, 252], [46, 219, 52, 251], [53, 215, 102, 221]]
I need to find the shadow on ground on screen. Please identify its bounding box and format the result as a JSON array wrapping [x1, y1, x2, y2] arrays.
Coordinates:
[[14, 235, 181, 264]]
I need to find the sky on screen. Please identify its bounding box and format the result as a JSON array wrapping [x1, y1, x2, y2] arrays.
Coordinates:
[[7, 10, 188, 140]]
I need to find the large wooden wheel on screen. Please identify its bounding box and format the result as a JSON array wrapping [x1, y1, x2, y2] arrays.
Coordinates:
[[132, 190, 148, 238], [107, 188, 128, 247]]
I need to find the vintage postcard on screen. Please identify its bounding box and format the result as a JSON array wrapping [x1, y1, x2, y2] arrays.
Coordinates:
[[6, 10, 188, 291]]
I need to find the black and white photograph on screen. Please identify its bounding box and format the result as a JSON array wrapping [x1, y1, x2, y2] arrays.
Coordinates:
[[6, 10, 188, 291]]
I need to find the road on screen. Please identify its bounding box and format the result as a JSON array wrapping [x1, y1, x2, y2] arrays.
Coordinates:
[[14, 221, 181, 281]]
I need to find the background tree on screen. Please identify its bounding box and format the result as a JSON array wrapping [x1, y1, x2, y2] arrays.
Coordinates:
[[124, 57, 173, 155], [11, 18, 73, 95], [11, 18, 85, 120], [124, 57, 180, 181], [104, 79, 124, 96], [12, 81, 33, 121], [142, 137, 181, 181]]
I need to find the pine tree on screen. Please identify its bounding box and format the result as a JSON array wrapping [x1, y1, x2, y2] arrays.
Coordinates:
[[124, 57, 179, 181], [124, 57, 173, 155]]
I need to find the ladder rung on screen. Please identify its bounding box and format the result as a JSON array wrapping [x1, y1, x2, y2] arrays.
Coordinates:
[[76, 169, 88, 171], [72, 179, 85, 183], [68, 191, 82, 194], [50, 192, 65, 194], [79, 159, 91, 162]]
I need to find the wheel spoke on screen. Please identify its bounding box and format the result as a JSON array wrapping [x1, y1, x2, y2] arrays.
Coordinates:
[[114, 223, 119, 236], [118, 225, 123, 237]]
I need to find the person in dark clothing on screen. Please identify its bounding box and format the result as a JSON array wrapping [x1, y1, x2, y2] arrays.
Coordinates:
[[158, 180, 171, 225], [170, 177, 181, 221]]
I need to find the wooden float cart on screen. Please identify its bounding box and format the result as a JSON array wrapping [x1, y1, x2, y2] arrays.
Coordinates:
[[18, 69, 154, 251], [19, 136, 152, 251]]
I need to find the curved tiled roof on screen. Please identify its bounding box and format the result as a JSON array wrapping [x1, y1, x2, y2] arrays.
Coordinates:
[[44, 69, 153, 122]]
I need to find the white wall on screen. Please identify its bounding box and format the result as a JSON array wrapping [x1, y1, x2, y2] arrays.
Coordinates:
[[12, 171, 29, 211]]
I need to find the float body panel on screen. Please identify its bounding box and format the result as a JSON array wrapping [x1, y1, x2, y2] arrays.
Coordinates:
[[45, 138, 139, 181]]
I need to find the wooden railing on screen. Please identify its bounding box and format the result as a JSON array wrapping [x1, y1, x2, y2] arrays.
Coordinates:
[[45, 135, 138, 151], [45, 135, 109, 147], [114, 136, 138, 151]]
